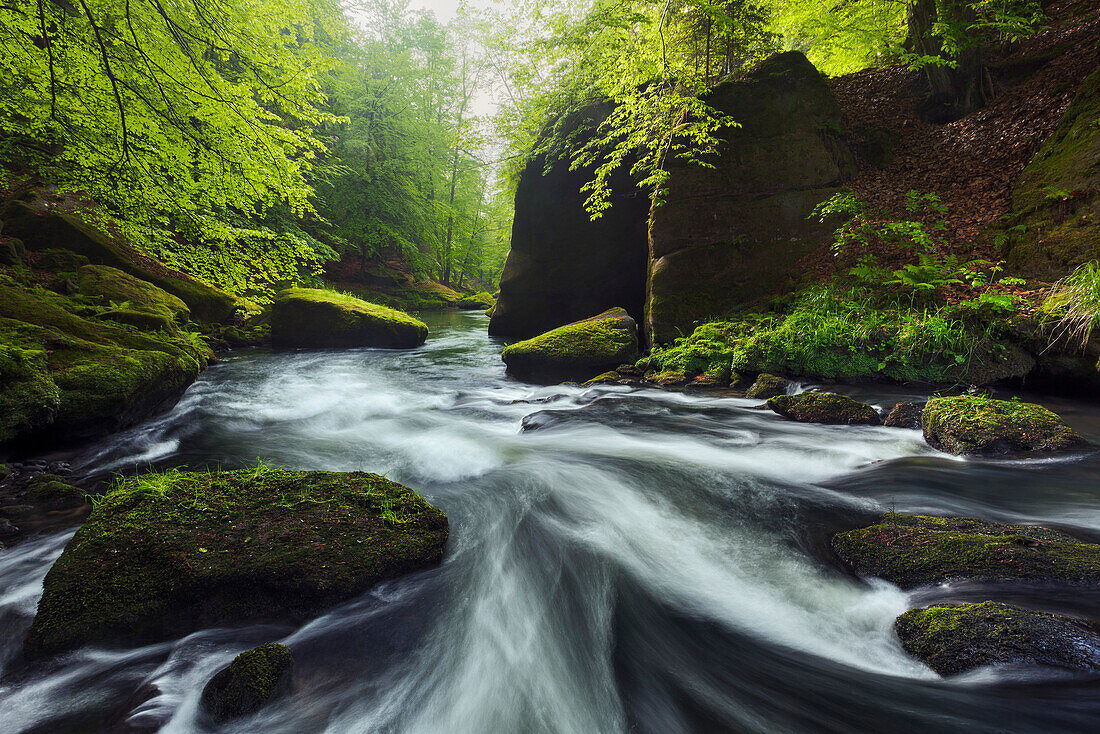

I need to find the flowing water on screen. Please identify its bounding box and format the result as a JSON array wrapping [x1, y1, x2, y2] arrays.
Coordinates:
[[2, 311, 1100, 733]]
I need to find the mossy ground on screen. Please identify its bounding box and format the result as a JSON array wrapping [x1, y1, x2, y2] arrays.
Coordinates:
[[202, 642, 293, 721], [767, 392, 880, 425], [25, 467, 449, 658], [78, 264, 190, 332], [922, 396, 1084, 455], [501, 307, 639, 382], [271, 287, 428, 349], [895, 601, 1100, 676], [832, 513, 1100, 589]]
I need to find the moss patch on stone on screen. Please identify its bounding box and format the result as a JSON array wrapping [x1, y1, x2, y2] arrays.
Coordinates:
[[922, 396, 1084, 455], [25, 468, 449, 658], [201, 642, 293, 721], [457, 291, 496, 310], [745, 373, 789, 399], [767, 392, 880, 425], [271, 287, 428, 349], [501, 307, 639, 382], [832, 513, 1100, 589], [78, 264, 190, 331], [895, 601, 1100, 676], [883, 401, 925, 429]]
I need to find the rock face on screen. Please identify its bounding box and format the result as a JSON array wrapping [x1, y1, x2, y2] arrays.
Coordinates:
[[78, 264, 190, 331], [24, 469, 449, 658], [1003, 67, 1100, 278], [501, 307, 640, 382], [745, 373, 790, 399], [202, 643, 293, 721], [767, 392, 880, 425], [832, 514, 1100, 589], [489, 102, 651, 339], [646, 52, 855, 344], [271, 288, 428, 349], [921, 396, 1084, 456], [895, 602, 1100, 677]]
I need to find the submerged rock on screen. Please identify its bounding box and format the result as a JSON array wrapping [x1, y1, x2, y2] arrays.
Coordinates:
[[895, 602, 1100, 677], [24, 469, 449, 658], [745, 373, 789, 399], [883, 401, 925, 429], [501, 308, 639, 382], [921, 396, 1085, 455], [271, 287, 428, 349], [767, 392, 880, 425], [202, 643, 293, 721], [832, 513, 1100, 589]]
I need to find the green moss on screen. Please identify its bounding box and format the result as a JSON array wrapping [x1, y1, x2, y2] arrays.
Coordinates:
[[24, 474, 85, 504], [895, 601, 1100, 676], [35, 249, 89, 273], [745, 373, 788, 399], [457, 291, 496, 310], [271, 287, 428, 349], [24, 468, 449, 658], [922, 396, 1084, 455], [78, 264, 190, 331], [832, 513, 1100, 589], [501, 307, 639, 382], [767, 392, 880, 425], [583, 371, 623, 386], [202, 642, 293, 721]]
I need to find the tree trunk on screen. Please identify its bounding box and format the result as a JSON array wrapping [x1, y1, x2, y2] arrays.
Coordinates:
[[906, 0, 987, 121]]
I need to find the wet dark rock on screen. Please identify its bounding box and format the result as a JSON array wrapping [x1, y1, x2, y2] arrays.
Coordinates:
[[832, 513, 1100, 589], [895, 601, 1100, 676], [767, 392, 880, 425], [745, 373, 789, 399], [201, 643, 293, 721], [884, 401, 925, 429], [922, 396, 1085, 456]]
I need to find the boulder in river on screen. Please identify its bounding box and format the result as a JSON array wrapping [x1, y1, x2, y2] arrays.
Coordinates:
[[895, 601, 1100, 677], [883, 401, 925, 429], [767, 392, 880, 425], [457, 291, 496, 310], [745, 373, 790, 399], [24, 469, 449, 658], [832, 513, 1100, 589], [271, 287, 428, 349], [501, 307, 640, 382], [921, 396, 1085, 456], [202, 642, 293, 721]]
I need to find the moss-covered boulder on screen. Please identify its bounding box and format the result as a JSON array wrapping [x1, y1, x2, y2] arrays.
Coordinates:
[[895, 602, 1100, 677], [23, 474, 85, 506], [0, 278, 209, 445], [201, 643, 293, 721], [922, 396, 1085, 456], [745, 373, 789, 399], [24, 469, 449, 658], [884, 401, 925, 429], [35, 249, 89, 273], [832, 514, 1100, 589], [78, 264, 190, 331], [767, 392, 880, 425], [501, 307, 640, 382], [271, 288, 428, 349], [457, 291, 495, 310]]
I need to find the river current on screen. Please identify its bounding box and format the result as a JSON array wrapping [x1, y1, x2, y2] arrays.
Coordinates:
[[2, 311, 1100, 733]]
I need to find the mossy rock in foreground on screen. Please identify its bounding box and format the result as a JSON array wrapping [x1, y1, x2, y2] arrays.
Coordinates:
[[745, 373, 789, 399], [896, 602, 1100, 677], [832, 513, 1100, 589], [767, 392, 880, 425], [24, 469, 448, 658], [202, 643, 293, 721], [271, 288, 428, 349], [501, 307, 639, 383], [922, 396, 1085, 456]]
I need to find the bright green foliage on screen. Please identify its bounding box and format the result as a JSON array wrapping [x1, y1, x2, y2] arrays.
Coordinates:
[[769, 0, 906, 75], [1043, 260, 1100, 350]]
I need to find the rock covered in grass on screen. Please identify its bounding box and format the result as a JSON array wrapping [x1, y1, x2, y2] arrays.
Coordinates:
[[766, 392, 880, 425], [884, 401, 925, 429], [745, 373, 789, 399], [202, 643, 293, 721], [457, 291, 495, 310], [922, 396, 1085, 456], [832, 513, 1100, 589], [271, 288, 428, 349], [78, 264, 190, 331], [24, 469, 448, 658], [895, 602, 1100, 677], [501, 308, 639, 382]]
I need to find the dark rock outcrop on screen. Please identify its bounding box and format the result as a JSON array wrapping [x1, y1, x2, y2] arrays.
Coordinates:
[[502, 307, 640, 383], [202, 643, 293, 721], [767, 392, 880, 425], [489, 103, 651, 340], [921, 396, 1085, 456], [646, 52, 856, 343], [884, 401, 925, 429], [271, 288, 428, 349], [24, 469, 449, 658], [832, 513, 1100, 589], [895, 602, 1100, 677]]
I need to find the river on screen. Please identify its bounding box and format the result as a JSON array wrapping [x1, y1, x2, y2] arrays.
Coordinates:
[[2, 310, 1099, 733]]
